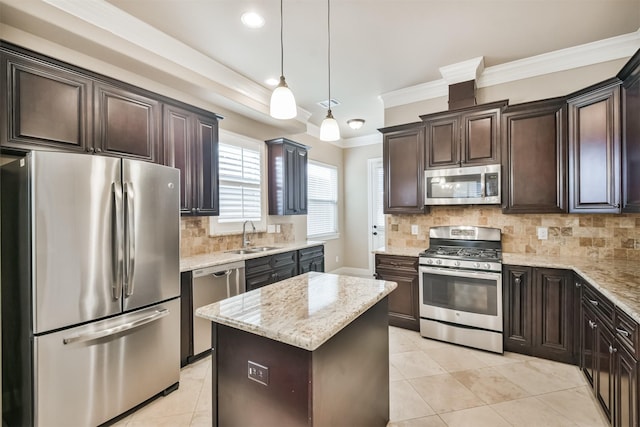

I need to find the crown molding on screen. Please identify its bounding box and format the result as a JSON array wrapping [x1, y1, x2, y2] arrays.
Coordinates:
[[339, 133, 382, 149], [380, 79, 448, 109], [381, 28, 640, 109], [41, 0, 313, 126], [439, 56, 484, 85]]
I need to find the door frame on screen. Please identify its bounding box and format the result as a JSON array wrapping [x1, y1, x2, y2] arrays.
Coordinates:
[[367, 157, 384, 276]]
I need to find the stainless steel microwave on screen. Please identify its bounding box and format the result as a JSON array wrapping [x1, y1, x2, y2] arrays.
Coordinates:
[[424, 164, 501, 205]]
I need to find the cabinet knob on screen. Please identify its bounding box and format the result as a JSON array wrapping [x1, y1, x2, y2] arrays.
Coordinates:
[[588, 320, 597, 329], [609, 345, 617, 354], [614, 204, 620, 208], [514, 277, 521, 285], [587, 298, 599, 307], [373, 232, 378, 236], [575, 282, 581, 288], [95, 148, 102, 153], [86, 147, 94, 153]]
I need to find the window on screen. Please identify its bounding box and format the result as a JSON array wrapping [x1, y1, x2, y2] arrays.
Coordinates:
[[209, 130, 265, 234], [307, 161, 338, 239]]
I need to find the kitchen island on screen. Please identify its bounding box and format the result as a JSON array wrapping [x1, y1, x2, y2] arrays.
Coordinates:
[[196, 272, 397, 427]]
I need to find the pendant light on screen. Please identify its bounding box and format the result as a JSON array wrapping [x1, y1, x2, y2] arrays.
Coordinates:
[[319, 0, 340, 141], [270, 0, 297, 119]]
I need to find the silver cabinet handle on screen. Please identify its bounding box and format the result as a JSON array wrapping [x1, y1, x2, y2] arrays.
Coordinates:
[[588, 320, 597, 329], [124, 182, 136, 297], [587, 298, 599, 306], [616, 328, 630, 338], [112, 182, 124, 300], [63, 309, 169, 345]]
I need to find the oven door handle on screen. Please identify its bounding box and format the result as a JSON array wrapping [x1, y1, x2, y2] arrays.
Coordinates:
[[419, 266, 502, 281]]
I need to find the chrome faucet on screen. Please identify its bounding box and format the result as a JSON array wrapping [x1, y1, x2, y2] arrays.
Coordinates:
[[242, 220, 256, 248]]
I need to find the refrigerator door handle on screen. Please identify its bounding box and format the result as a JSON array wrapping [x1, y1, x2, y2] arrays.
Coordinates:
[[124, 182, 136, 297], [112, 182, 124, 300], [62, 309, 169, 345]]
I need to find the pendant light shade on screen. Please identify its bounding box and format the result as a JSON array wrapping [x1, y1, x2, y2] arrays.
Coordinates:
[[320, 110, 340, 141], [270, 76, 297, 119], [270, 0, 297, 120], [320, 0, 340, 141]]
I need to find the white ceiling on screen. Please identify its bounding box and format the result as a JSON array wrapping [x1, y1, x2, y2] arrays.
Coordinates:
[[1, 0, 640, 141]]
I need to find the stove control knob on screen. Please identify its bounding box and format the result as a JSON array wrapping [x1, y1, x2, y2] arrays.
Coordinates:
[[474, 262, 480, 268], [436, 259, 442, 265], [454, 261, 460, 267], [426, 259, 433, 265], [484, 263, 491, 270]]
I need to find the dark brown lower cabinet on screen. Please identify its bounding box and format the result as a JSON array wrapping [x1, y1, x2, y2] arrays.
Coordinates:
[[245, 251, 298, 291], [579, 280, 639, 427], [374, 254, 419, 331], [503, 265, 575, 363], [298, 245, 325, 274]]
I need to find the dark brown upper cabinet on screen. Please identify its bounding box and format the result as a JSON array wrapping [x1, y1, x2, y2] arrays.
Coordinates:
[[164, 103, 220, 216], [567, 79, 621, 213], [265, 138, 308, 216], [501, 98, 567, 214], [618, 49, 640, 213], [421, 100, 507, 169], [379, 122, 426, 214], [94, 81, 161, 162], [0, 50, 92, 153]]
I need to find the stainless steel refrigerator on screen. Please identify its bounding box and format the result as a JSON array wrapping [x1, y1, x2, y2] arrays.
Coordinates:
[[1, 151, 181, 426]]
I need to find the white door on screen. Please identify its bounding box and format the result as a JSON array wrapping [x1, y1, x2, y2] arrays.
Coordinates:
[[368, 158, 386, 276]]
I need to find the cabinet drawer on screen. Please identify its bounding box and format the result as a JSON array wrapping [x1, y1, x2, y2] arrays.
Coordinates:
[[245, 256, 272, 276], [271, 251, 297, 269], [375, 255, 418, 272], [615, 308, 639, 358], [582, 283, 615, 329], [298, 245, 324, 262]]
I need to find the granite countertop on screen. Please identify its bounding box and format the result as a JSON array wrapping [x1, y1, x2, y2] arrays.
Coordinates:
[[375, 246, 640, 325], [180, 241, 325, 272], [503, 254, 640, 324], [195, 272, 398, 351]]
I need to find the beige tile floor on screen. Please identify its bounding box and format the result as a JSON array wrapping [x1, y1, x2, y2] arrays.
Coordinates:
[[112, 327, 609, 427]]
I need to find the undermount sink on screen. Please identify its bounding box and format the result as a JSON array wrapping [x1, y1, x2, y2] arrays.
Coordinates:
[[225, 246, 279, 255]]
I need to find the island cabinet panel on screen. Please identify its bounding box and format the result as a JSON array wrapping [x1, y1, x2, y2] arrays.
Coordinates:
[[501, 98, 567, 213], [421, 100, 506, 169], [618, 48, 640, 213], [374, 254, 419, 331], [93, 81, 161, 162], [212, 298, 389, 427], [502, 266, 575, 364], [568, 80, 621, 213], [380, 123, 426, 214], [180, 271, 194, 367], [0, 51, 92, 153], [163, 103, 220, 216], [265, 138, 309, 216]]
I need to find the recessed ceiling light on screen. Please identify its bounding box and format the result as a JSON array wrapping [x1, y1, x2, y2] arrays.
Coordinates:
[[265, 77, 279, 87], [347, 119, 365, 130], [241, 12, 265, 29]]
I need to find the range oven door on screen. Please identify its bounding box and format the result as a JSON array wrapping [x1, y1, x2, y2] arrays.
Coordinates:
[[419, 265, 502, 332]]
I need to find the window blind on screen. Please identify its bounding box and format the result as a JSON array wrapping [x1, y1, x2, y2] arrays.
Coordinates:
[[307, 162, 338, 238], [218, 142, 262, 222]]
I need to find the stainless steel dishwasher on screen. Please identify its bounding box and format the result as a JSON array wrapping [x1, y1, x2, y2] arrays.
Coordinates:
[[192, 261, 245, 357]]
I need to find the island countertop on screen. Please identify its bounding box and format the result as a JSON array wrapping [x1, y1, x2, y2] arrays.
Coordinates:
[[195, 272, 397, 351]]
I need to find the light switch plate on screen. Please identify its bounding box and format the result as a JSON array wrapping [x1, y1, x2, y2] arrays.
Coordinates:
[[267, 224, 276, 233], [537, 227, 548, 240], [411, 224, 419, 235]]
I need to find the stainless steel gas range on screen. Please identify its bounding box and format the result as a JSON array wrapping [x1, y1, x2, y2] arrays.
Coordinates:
[[418, 225, 503, 353]]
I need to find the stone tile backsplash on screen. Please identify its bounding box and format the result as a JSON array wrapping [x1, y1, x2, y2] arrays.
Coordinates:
[[387, 206, 640, 260], [180, 217, 295, 258]]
